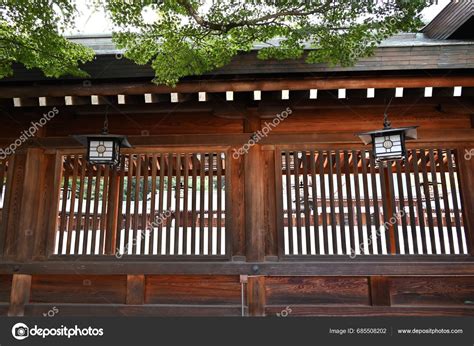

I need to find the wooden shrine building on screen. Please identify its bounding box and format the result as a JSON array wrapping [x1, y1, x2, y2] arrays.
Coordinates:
[[0, 3, 473, 317]]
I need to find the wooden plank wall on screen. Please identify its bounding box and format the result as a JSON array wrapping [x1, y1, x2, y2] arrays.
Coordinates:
[[0, 95, 473, 317]]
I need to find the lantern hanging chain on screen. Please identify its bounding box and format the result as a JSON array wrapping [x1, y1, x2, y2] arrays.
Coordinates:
[[383, 97, 393, 129], [102, 105, 109, 135]]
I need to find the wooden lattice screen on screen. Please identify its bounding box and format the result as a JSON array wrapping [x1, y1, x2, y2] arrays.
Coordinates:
[[54, 151, 228, 257], [278, 148, 468, 257]]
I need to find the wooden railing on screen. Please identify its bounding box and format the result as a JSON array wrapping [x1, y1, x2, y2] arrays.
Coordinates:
[[277, 148, 468, 257], [0, 145, 472, 262], [53, 150, 228, 258]]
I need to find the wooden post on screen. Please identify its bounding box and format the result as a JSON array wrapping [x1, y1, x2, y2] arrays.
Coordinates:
[[126, 275, 145, 305], [369, 276, 391, 306], [457, 145, 474, 254], [245, 144, 266, 261], [3, 149, 47, 261], [247, 276, 265, 316], [8, 274, 32, 316], [34, 153, 62, 260], [263, 148, 278, 260], [228, 148, 245, 259]]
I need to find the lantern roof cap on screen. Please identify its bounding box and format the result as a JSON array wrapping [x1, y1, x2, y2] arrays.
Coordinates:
[[356, 126, 418, 145], [72, 134, 132, 148]]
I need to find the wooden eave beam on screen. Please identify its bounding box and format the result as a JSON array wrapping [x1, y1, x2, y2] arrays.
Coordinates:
[[2, 76, 474, 98]]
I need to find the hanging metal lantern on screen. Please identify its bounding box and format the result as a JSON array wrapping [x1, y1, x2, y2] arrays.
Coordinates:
[[73, 111, 131, 166], [357, 100, 417, 163]]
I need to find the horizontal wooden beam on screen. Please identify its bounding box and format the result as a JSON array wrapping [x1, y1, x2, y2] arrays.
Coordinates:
[[0, 129, 470, 150], [265, 305, 474, 317], [1, 76, 474, 98], [2, 258, 474, 275], [24, 303, 242, 317]]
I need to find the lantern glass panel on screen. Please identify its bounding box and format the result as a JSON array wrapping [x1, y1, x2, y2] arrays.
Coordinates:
[[88, 138, 119, 164], [373, 133, 403, 160]]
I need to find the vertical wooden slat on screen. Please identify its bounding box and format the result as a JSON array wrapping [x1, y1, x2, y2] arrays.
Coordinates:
[[124, 155, 134, 255], [284, 152, 294, 254], [395, 161, 409, 254], [309, 150, 319, 254], [361, 151, 372, 255], [150, 154, 158, 254], [404, 150, 420, 254], [191, 154, 198, 255], [335, 150, 346, 254], [65, 155, 79, 255], [379, 165, 390, 254], [293, 152, 302, 255], [369, 154, 382, 254], [344, 150, 355, 255], [352, 150, 364, 256], [386, 163, 397, 254], [327, 151, 337, 255], [438, 149, 455, 254], [141, 154, 149, 255], [166, 153, 174, 255], [98, 165, 109, 255], [158, 153, 166, 255], [73, 157, 87, 255], [133, 155, 142, 255], [275, 150, 284, 257], [57, 156, 71, 254], [301, 151, 311, 255], [208, 152, 214, 255], [411, 149, 427, 254], [429, 149, 446, 254], [446, 149, 464, 253], [216, 152, 222, 255], [199, 153, 206, 255], [175, 153, 182, 255], [420, 150, 436, 254], [90, 164, 102, 255], [319, 150, 329, 254]]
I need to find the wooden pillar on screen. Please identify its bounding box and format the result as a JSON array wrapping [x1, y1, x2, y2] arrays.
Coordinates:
[[263, 148, 278, 260], [3, 149, 48, 261], [247, 276, 265, 316], [245, 144, 266, 261], [8, 274, 32, 316], [126, 275, 145, 305], [457, 145, 474, 254], [369, 276, 391, 306], [228, 148, 245, 259], [35, 153, 62, 259]]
